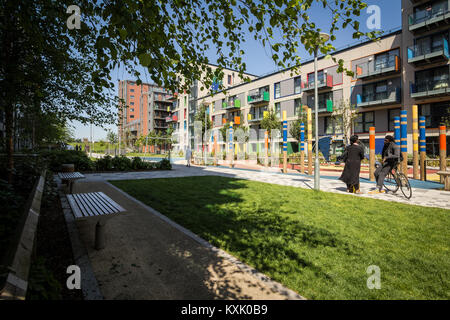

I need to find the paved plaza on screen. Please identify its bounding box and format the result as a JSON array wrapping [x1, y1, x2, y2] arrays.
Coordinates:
[[82, 164, 449, 210]]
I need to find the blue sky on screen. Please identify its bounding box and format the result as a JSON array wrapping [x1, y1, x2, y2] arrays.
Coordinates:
[[72, 0, 402, 140]]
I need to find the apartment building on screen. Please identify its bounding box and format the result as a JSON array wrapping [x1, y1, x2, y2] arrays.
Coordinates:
[[118, 80, 175, 147], [170, 0, 449, 157], [170, 64, 258, 151], [402, 0, 450, 155]]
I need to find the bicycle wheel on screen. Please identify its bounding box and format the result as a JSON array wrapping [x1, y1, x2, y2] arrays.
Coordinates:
[[398, 173, 412, 199], [383, 171, 399, 193]]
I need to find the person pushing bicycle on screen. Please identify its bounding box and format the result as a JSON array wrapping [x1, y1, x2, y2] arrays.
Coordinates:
[[369, 135, 402, 194]]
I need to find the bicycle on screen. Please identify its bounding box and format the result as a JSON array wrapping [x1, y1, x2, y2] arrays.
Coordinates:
[[379, 162, 412, 199]]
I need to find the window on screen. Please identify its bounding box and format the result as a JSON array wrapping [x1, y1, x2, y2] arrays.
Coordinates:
[[420, 102, 449, 128], [374, 49, 398, 70], [228, 75, 232, 85], [130, 89, 135, 92], [130, 95, 134, 99], [130, 102, 134, 105], [362, 81, 388, 102], [130, 115, 134, 119], [275, 102, 281, 118], [274, 83, 281, 99], [130, 108, 134, 112], [324, 116, 342, 135], [294, 98, 302, 116], [388, 108, 401, 131], [184, 121, 187, 130], [355, 112, 375, 133], [294, 76, 302, 94], [184, 96, 187, 107], [184, 108, 186, 118], [415, 66, 449, 92], [308, 70, 324, 86]]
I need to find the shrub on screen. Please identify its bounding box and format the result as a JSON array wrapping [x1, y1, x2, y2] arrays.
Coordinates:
[[131, 157, 145, 170], [40, 150, 95, 172], [112, 156, 132, 171], [96, 155, 113, 171], [158, 159, 172, 170]]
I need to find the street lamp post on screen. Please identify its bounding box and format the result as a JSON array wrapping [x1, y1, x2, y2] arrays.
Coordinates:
[[313, 32, 330, 191]]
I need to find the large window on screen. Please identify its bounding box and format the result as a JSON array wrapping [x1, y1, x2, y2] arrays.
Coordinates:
[[294, 76, 302, 94], [415, 66, 449, 91], [324, 116, 343, 135], [318, 92, 333, 110], [374, 49, 399, 70], [308, 70, 324, 86], [355, 112, 374, 133], [388, 108, 401, 131], [362, 81, 388, 102], [274, 83, 281, 99], [275, 102, 281, 118], [294, 98, 302, 116], [420, 102, 449, 128]]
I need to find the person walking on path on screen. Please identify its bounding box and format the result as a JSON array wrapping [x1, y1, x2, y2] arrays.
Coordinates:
[[185, 146, 192, 167], [339, 135, 365, 193], [369, 135, 401, 194]]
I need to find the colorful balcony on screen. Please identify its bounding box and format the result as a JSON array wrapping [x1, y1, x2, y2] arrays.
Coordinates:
[[225, 99, 241, 110], [302, 74, 333, 93], [408, 38, 450, 65], [409, 4, 450, 33], [247, 91, 270, 104], [309, 99, 334, 113], [356, 56, 400, 80], [410, 79, 450, 99], [356, 88, 401, 107]]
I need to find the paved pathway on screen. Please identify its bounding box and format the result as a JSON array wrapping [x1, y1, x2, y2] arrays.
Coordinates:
[[72, 181, 303, 300], [81, 164, 449, 210]]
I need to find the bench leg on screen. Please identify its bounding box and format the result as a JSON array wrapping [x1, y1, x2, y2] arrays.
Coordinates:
[[95, 221, 106, 250]]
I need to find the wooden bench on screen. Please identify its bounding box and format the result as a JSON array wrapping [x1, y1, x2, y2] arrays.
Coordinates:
[[66, 192, 126, 250], [437, 171, 450, 191], [58, 172, 85, 193]]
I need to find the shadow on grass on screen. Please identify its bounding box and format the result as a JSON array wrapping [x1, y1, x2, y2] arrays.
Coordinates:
[[110, 176, 352, 295]]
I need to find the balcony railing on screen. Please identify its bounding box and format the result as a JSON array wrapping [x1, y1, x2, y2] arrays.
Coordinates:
[[410, 79, 450, 98], [302, 74, 333, 92], [225, 99, 241, 109], [247, 91, 270, 104], [308, 99, 334, 113], [408, 39, 450, 65], [356, 56, 400, 80], [356, 88, 401, 107], [409, 4, 450, 32]]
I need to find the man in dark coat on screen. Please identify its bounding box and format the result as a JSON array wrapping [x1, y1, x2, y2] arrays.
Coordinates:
[[369, 135, 401, 194], [339, 135, 365, 193]]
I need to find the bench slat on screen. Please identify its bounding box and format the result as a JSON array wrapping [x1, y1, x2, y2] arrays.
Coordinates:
[[78, 193, 105, 216], [82, 193, 111, 216], [73, 193, 95, 217], [92, 192, 125, 212], [66, 194, 84, 219], [90, 192, 121, 214]]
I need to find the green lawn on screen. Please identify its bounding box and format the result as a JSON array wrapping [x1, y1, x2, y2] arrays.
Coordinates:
[[110, 176, 450, 300]]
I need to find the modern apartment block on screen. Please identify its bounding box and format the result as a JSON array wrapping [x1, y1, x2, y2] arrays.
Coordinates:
[[169, 0, 449, 157], [118, 80, 175, 148], [170, 64, 258, 151], [402, 0, 450, 155]]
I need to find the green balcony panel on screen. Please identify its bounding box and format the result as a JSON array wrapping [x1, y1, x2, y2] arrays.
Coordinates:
[[263, 91, 270, 101], [326, 100, 333, 112], [234, 99, 241, 108], [222, 102, 227, 109], [248, 96, 252, 102]]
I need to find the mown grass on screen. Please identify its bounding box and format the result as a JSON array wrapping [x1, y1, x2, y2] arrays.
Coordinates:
[[110, 176, 450, 300]]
